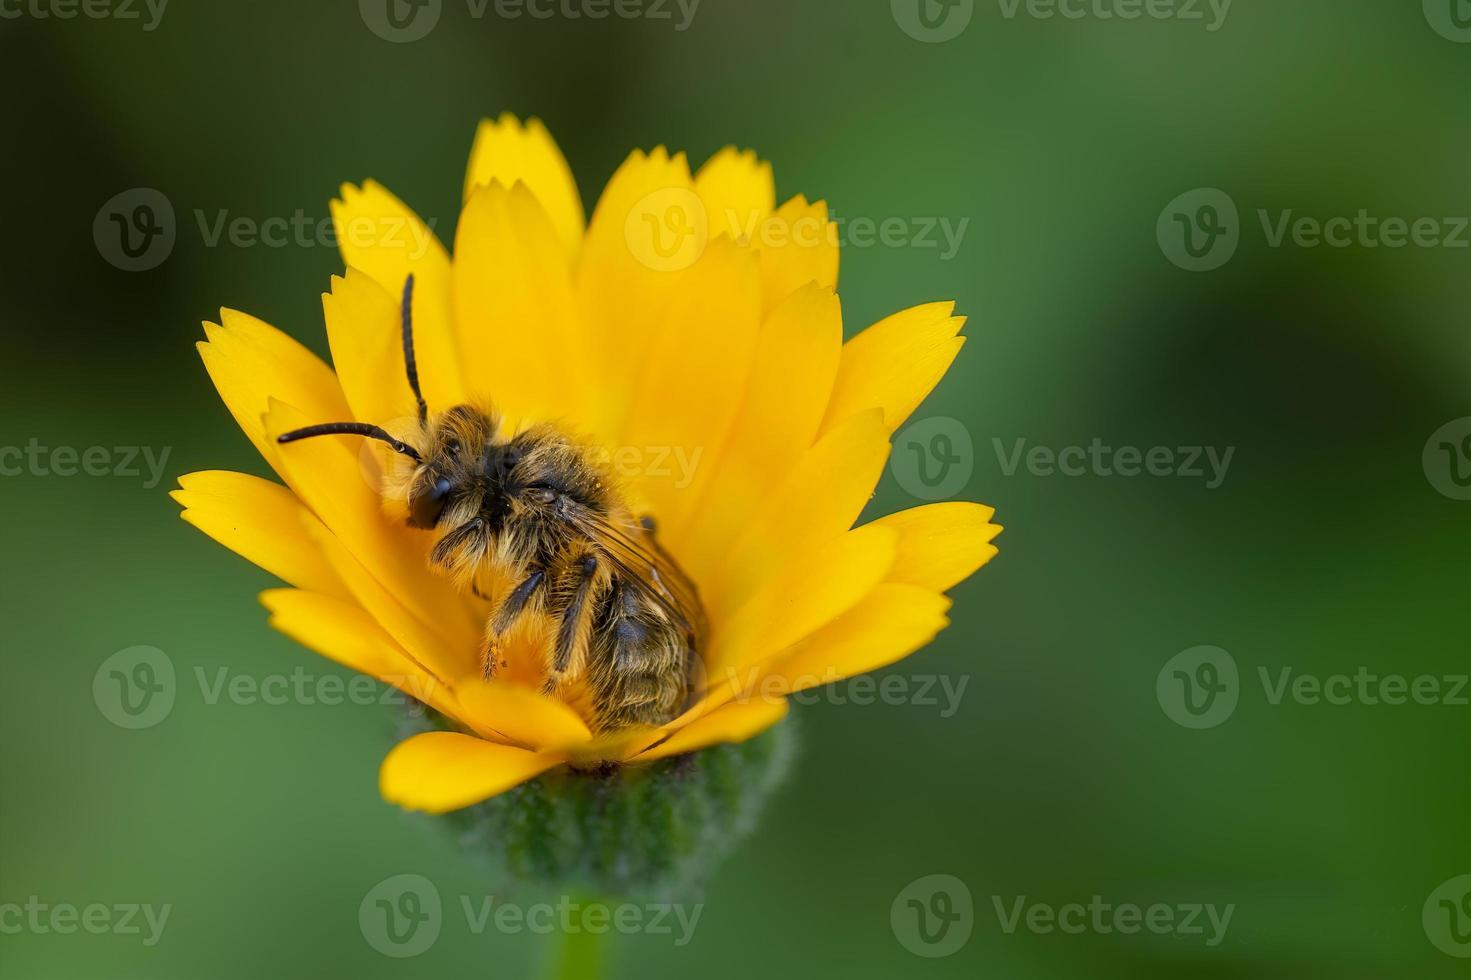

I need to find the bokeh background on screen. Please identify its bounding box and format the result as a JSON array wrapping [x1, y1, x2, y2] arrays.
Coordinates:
[[2, 1, 1468, 977]]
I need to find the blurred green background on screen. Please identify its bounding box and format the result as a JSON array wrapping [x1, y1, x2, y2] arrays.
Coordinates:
[[1, 1, 1467, 977]]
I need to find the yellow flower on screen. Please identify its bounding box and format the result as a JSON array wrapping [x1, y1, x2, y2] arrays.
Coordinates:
[[172, 113, 1001, 815]]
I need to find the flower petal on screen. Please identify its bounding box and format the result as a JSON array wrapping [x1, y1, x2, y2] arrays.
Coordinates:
[[667, 282, 842, 558], [262, 400, 482, 682], [452, 679, 594, 751], [197, 310, 350, 472], [322, 269, 416, 426], [331, 181, 465, 407], [757, 195, 840, 315], [452, 181, 596, 431], [706, 522, 899, 678], [755, 584, 952, 692], [575, 147, 696, 432], [705, 408, 890, 619], [260, 588, 454, 713], [871, 502, 1002, 593], [298, 507, 477, 691], [463, 113, 585, 263], [630, 697, 788, 763], [695, 147, 774, 242], [619, 235, 762, 532], [380, 732, 562, 814], [172, 471, 347, 599], [819, 302, 966, 437]]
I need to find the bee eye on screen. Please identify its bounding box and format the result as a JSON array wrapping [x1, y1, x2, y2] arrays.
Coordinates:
[[409, 475, 453, 529]]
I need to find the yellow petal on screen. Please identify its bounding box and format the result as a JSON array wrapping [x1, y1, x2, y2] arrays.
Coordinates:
[[380, 732, 561, 813], [694, 147, 774, 243], [452, 679, 594, 751], [872, 502, 1002, 593], [172, 471, 347, 599], [452, 181, 595, 430], [260, 589, 454, 713], [322, 268, 416, 425], [819, 302, 966, 437], [575, 147, 697, 432], [667, 283, 842, 558], [298, 506, 476, 692], [463, 113, 585, 264], [331, 181, 465, 407], [618, 235, 762, 533], [705, 409, 890, 619], [263, 400, 481, 682], [630, 697, 788, 763], [705, 523, 899, 678], [757, 195, 840, 316], [756, 584, 952, 692], [197, 311, 351, 472]]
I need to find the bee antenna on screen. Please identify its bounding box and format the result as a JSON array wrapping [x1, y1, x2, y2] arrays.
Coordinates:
[[401, 273, 429, 425], [276, 422, 423, 463]]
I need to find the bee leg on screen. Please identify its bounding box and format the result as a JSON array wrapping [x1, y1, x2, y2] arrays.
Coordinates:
[[479, 569, 545, 679], [543, 555, 599, 696]]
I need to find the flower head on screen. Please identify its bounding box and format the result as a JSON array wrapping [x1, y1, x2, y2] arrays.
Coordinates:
[[173, 113, 1001, 816]]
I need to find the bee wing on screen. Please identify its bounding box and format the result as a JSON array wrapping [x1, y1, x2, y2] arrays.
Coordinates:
[[563, 505, 707, 644]]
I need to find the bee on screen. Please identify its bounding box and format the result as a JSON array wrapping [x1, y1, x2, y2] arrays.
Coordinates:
[[276, 275, 705, 733]]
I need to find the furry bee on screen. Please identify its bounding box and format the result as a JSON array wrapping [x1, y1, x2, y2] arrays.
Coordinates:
[[277, 275, 704, 732]]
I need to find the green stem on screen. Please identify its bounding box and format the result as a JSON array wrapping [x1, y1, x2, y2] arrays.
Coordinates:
[[552, 896, 607, 980]]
